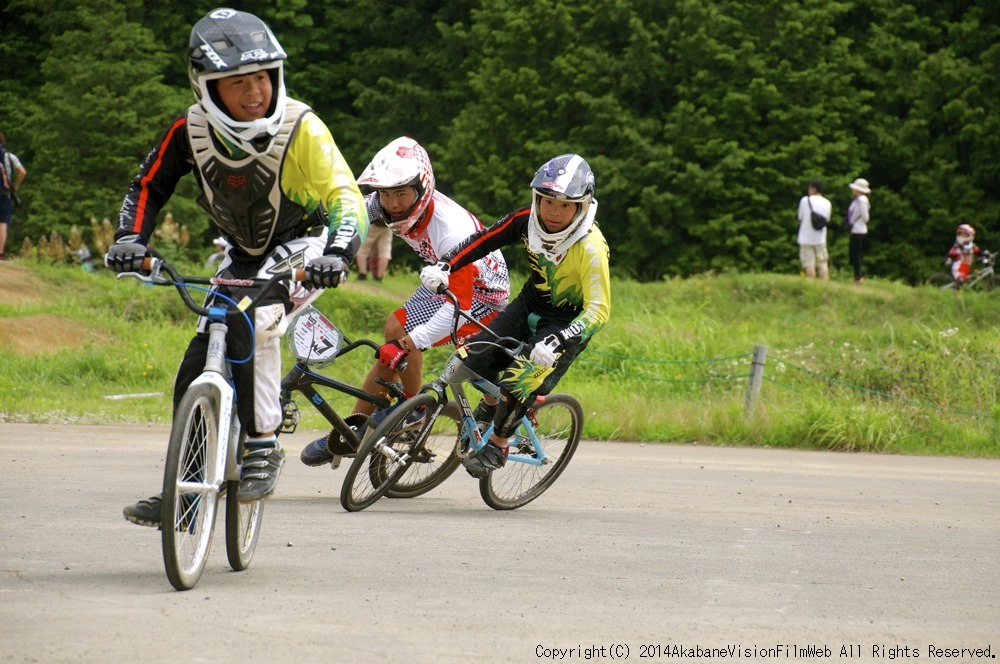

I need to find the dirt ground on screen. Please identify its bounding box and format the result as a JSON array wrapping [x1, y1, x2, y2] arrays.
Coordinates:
[[0, 262, 107, 355]]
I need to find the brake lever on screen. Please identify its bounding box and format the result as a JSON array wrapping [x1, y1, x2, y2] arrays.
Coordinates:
[[114, 259, 170, 285]]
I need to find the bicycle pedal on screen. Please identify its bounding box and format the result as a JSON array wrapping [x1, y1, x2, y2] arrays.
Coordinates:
[[280, 399, 300, 433]]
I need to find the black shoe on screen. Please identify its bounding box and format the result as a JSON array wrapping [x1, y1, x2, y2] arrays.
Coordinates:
[[472, 400, 498, 427], [239, 442, 285, 502], [462, 443, 508, 479], [299, 414, 368, 466], [357, 273, 368, 281], [123, 494, 162, 528]]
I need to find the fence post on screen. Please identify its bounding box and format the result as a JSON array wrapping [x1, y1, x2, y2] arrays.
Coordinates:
[[743, 345, 768, 418]]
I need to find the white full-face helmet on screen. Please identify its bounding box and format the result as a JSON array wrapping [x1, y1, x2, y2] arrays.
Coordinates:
[[188, 8, 287, 156], [528, 154, 596, 259], [357, 136, 435, 234]]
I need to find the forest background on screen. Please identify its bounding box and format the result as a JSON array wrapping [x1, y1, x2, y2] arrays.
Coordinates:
[[0, 0, 998, 282]]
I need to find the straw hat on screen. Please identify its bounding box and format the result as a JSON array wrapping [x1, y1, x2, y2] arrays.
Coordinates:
[[848, 178, 871, 194]]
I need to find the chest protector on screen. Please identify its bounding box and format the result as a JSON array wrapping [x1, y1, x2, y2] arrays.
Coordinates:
[[187, 100, 311, 257]]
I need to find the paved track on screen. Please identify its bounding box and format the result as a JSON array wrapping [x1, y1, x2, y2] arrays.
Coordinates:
[[2, 423, 998, 663]]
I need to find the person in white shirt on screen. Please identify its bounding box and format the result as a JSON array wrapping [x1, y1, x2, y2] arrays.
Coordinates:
[[846, 178, 872, 283], [796, 180, 833, 280]]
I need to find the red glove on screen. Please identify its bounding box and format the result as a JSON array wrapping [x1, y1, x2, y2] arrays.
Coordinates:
[[376, 340, 409, 370]]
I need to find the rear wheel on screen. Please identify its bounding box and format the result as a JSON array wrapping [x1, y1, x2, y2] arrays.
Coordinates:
[[340, 393, 439, 512], [162, 384, 221, 591], [226, 433, 264, 571], [480, 393, 583, 510]]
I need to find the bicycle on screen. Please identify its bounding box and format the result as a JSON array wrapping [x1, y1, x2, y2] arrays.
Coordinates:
[[277, 305, 463, 499], [934, 250, 996, 291], [117, 257, 308, 590], [340, 289, 584, 512]]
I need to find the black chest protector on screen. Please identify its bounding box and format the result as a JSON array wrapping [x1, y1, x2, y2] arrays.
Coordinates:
[[187, 100, 312, 257]]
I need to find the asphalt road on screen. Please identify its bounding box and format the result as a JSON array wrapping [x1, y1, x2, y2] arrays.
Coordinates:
[[2, 423, 998, 663]]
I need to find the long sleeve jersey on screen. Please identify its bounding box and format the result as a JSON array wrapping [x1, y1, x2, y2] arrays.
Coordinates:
[[443, 206, 611, 351], [115, 100, 368, 261], [368, 190, 509, 349]]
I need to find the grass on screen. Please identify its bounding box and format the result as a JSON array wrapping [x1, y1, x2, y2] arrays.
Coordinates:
[[1, 260, 998, 458]]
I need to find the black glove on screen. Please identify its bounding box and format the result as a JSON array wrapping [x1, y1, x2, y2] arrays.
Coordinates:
[[105, 239, 148, 273], [305, 254, 349, 288]]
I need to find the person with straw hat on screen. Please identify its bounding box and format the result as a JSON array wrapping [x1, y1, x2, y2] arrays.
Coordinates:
[[846, 178, 871, 284]]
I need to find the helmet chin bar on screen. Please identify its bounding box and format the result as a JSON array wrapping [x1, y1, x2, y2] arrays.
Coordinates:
[[194, 62, 286, 156], [530, 190, 589, 245]]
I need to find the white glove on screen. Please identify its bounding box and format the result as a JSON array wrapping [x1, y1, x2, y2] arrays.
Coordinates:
[[529, 334, 562, 368], [420, 261, 451, 292]]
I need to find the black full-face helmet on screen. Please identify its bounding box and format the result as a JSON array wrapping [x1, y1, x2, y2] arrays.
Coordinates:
[[188, 8, 287, 155]]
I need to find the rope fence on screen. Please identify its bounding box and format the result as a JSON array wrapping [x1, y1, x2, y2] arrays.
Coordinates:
[[584, 345, 992, 420]]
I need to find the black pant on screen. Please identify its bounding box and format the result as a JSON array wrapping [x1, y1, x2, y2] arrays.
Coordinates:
[[173, 259, 291, 438], [849, 233, 867, 280], [461, 296, 586, 397]]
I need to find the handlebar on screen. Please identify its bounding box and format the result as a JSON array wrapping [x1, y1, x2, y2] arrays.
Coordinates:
[[440, 288, 530, 359], [116, 256, 306, 319]]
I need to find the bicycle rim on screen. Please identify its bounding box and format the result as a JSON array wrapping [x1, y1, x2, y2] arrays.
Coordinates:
[[162, 385, 221, 590], [340, 393, 438, 512], [480, 393, 583, 510], [385, 410, 462, 499], [225, 479, 264, 571]]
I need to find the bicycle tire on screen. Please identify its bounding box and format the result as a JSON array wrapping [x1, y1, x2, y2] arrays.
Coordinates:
[[980, 268, 997, 291], [480, 393, 583, 510], [162, 384, 222, 590], [340, 393, 439, 512], [225, 429, 264, 572], [384, 409, 462, 499]]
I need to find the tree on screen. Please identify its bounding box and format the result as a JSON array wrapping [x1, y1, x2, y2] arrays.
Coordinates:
[[19, 0, 204, 247]]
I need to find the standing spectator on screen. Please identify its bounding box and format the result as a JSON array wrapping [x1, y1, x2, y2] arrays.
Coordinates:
[[796, 180, 832, 280], [355, 216, 392, 281], [846, 178, 871, 284], [0, 132, 28, 262], [205, 236, 228, 268]]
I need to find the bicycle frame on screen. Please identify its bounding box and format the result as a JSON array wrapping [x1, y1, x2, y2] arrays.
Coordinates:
[[119, 260, 294, 485], [429, 349, 551, 467]]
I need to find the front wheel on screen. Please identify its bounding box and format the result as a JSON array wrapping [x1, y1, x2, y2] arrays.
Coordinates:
[[480, 393, 583, 510], [384, 407, 462, 499], [162, 384, 222, 591], [226, 433, 264, 571], [340, 393, 440, 512]]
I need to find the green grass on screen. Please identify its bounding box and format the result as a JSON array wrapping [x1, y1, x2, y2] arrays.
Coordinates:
[[2, 261, 997, 458]]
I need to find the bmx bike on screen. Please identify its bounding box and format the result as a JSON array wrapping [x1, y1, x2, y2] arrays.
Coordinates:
[[117, 257, 305, 590], [340, 289, 584, 512], [278, 305, 463, 499]]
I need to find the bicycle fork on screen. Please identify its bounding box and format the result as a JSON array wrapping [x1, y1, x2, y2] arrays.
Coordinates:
[[192, 321, 241, 485]]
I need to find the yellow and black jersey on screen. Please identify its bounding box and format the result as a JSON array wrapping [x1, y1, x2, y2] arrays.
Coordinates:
[[445, 206, 611, 349]]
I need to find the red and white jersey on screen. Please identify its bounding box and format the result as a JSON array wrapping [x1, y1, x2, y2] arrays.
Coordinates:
[[368, 189, 509, 350], [371, 190, 509, 308]]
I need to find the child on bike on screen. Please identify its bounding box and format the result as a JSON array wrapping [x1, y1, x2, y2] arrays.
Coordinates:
[[946, 224, 981, 287], [420, 154, 610, 478], [299, 136, 510, 466], [106, 8, 368, 526]]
